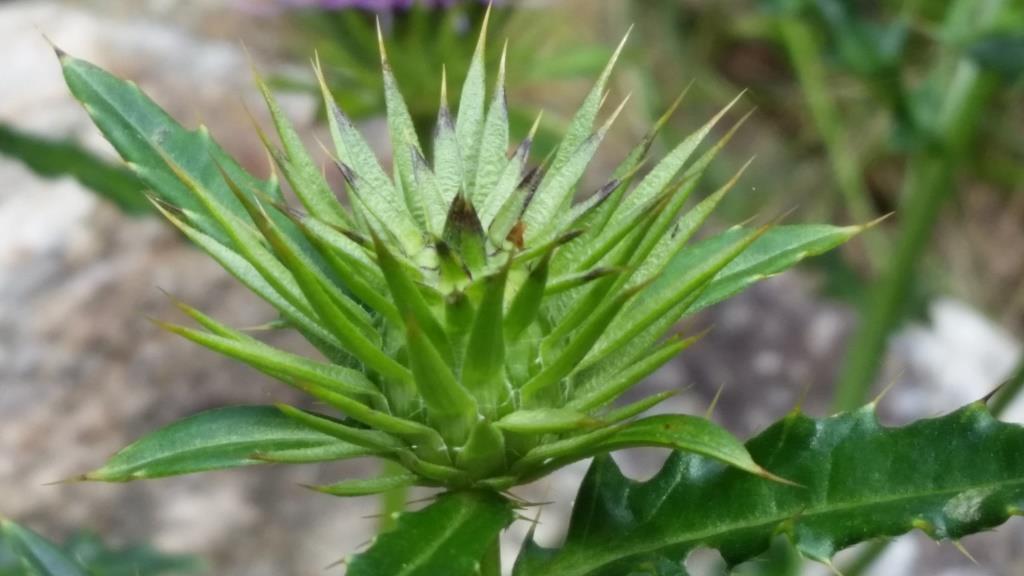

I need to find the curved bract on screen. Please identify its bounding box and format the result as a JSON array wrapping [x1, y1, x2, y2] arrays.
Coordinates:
[[60, 13, 862, 491]]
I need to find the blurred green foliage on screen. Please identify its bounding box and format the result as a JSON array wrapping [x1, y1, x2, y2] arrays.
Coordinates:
[[277, 1, 611, 154], [0, 520, 203, 576], [0, 123, 150, 215]]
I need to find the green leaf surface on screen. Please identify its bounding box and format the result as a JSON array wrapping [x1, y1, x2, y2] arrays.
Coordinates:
[[515, 403, 1024, 576], [83, 406, 372, 481], [347, 491, 515, 576]]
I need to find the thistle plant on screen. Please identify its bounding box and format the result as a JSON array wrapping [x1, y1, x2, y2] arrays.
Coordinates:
[[51, 7, 1024, 576]]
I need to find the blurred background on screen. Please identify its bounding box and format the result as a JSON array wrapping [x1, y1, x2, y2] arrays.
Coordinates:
[[2, 0, 1023, 574]]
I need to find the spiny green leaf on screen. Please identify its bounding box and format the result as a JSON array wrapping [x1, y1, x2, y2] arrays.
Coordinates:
[[521, 282, 644, 404], [372, 232, 453, 361], [276, 404, 403, 453], [433, 68, 463, 207], [150, 202, 354, 365], [377, 23, 426, 228], [299, 383, 444, 456], [314, 59, 422, 254], [253, 70, 350, 227], [511, 413, 784, 488], [472, 42, 510, 206], [504, 252, 551, 341], [347, 491, 514, 576], [545, 267, 622, 296], [405, 315, 477, 442], [524, 96, 630, 243], [515, 403, 1024, 575], [455, 5, 491, 193], [479, 112, 542, 228], [497, 409, 596, 435], [81, 406, 372, 481], [411, 147, 448, 236], [631, 156, 751, 287], [610, 93, 745, 231], [570, 333, 701, 412], [157, 320, 381, 402], [683, 223, 870, 315], [546, 28, 631, 183], [59, 51, 276, 245], [584, 224, 767, 370], [601, 391, 676, 424], [252, 202, 414, 384], [462, 267, 510, 412], [306, 472, 419, 497]]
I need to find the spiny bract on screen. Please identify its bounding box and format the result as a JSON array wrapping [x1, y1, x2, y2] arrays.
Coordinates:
[[63, 11, 864, 493]]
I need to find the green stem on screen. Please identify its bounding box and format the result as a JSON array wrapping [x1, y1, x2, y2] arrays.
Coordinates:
[[480, 536, 502, 576], [833, 1, 1003, 412], [377, 460, 409, 532], [777, 18, 886, 266]]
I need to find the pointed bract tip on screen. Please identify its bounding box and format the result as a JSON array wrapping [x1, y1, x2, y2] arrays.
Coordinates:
[[42, 33, 67, 59], [440, 65, 448, 105], [704, 382, 725, 419], [601, 93, 631, 132], [869, 368, 905, 408], [323, 556, 349, 570], [951, 540, 979, 565], [375, 17, 388, 65], [528, 110, 544, 140], [758, 468, 803, 488], [863, 211, 895, 230], [652, 82, 692, 131], [43, 474, 87, 486], [822, 558, 846, 576], [476, 3, 492, 52], [981, 381, 1006, 407]]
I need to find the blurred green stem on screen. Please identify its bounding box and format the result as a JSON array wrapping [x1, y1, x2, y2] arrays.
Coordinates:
[[833, 0, 1004, 412], [777, 18, 886, 266]]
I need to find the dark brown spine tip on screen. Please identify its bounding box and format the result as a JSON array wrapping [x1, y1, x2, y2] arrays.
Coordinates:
[[333, 159, 357, 186], [445, 194, 483, 233], [42, 33, 67, 59], [507, 220, 526, 249], [557, 229, 586, 245]]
